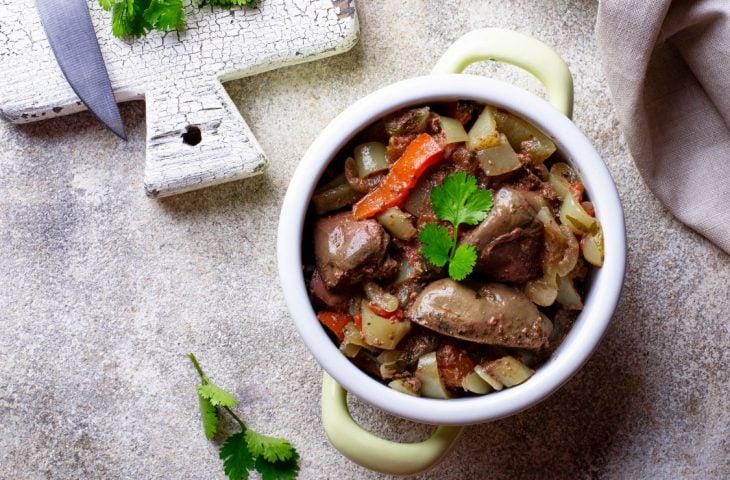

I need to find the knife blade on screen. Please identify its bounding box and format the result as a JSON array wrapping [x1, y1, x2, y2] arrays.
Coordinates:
[[35, 0, 127, 140]]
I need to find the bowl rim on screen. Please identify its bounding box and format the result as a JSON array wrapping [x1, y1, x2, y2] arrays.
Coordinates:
[[277, 74, 626, 426]]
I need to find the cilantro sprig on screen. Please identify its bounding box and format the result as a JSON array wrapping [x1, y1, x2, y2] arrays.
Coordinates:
[[419, 172, 493, 281], [189, 353, 299, 480], [99, 0, 259, 38]]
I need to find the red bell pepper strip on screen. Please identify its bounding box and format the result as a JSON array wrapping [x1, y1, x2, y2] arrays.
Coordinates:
[[353, 134, 445, 220], [317, 312, 351, 341]]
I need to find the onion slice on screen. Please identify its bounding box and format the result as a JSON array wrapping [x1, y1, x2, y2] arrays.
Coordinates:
[[440, 116, 469, 144], [376, 207, 417, 241], [466, 106, 500, 151], [582, 228, 604, 267], [354, 142, 389, 178], [556, 275, 583, 310], [416, 352, 451, 399], [475, 133, 522, 176], [363, 281, 399, 313]]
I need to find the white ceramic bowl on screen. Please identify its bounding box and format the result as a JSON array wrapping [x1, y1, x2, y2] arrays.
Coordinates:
[[277, 32, 627, 479], [278, 28, 627, 475], [278, 72, 625, 426]]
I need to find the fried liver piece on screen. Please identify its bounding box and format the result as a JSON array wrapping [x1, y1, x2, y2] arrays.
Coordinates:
[[314, 211, 395, 290], [461, 187, 544, 283], [407, 278, 548, 349], [474, 221, 544, 283]]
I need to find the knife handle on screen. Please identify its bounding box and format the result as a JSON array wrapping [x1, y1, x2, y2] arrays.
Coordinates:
[[143, 78, 267, 198]]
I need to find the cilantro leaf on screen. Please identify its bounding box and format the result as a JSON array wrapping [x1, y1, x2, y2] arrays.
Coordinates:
[[254, 451, 301, 480], [110, 0, 152, 38], [245, 430, 297, 463], [198, 392, 219, 440], [431, 171, 493, 226], [204, 0, 259, 6], [197, 382, 239, 407], [100, 0, 259, 38], [420, 172, 493, 281], [189, 353, 299, 480], [219, 429, 300, 480], [463, 187, 493, 225], [144, 0, 186, 32], [419, 223, 452, 267], [449, 244, 477, 281], [98, 0, 116, 11], [220, 431, 255, 480]]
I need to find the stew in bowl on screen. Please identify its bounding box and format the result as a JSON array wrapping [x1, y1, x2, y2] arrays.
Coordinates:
[[302, 101, 604, 400]]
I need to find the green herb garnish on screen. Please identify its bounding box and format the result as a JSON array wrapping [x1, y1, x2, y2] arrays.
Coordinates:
[[189, 353, 299, 480], [419, 172, 493, 281], [99, 0, 259, 38]]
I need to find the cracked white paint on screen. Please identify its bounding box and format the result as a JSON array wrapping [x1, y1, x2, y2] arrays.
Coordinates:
[[0, 0, 359, 197]]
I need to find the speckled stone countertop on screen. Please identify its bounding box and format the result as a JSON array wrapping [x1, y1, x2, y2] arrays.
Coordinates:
[[1, 1, 728, 479]]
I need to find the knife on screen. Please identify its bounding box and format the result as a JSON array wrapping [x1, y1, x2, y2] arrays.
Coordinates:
[[35, 0, 127, 140]]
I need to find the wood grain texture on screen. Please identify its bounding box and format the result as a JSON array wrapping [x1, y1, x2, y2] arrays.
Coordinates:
[[0, 0, 359, 197]]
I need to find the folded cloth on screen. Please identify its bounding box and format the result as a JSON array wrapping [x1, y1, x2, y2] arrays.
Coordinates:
[[596, 0, 730, 254]]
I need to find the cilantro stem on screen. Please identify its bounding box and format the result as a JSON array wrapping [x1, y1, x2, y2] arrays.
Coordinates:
[[188, 352, 246, 430], [450, 224, 460, 262], [223, 407, 247, 431], [188, 352, 209, 383]]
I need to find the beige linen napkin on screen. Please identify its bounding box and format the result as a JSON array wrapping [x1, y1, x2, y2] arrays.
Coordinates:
[[596, 0, 730, 253]]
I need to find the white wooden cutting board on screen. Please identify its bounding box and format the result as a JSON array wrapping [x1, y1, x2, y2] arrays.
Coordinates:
[[0, 0, 358, 197]]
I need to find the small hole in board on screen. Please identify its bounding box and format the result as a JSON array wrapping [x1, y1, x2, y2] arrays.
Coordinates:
[[182, 125, 202, 146]]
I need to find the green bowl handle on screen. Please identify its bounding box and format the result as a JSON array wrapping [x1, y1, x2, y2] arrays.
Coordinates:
[[432, 28, 574, 118], [321, 373, 463, 475]]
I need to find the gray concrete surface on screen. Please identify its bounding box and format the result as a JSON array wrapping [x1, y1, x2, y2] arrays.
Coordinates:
[[1, 1, 728, 479]]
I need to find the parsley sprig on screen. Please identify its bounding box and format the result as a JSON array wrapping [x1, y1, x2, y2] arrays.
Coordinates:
[[189, 353, 299, 480], [419, 172, 493, 281], [99, 0, 259, 38]]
